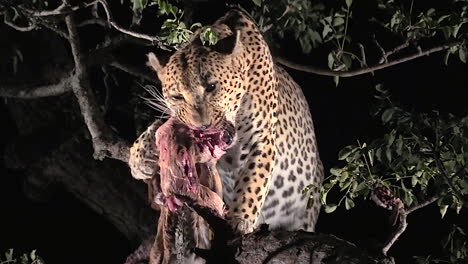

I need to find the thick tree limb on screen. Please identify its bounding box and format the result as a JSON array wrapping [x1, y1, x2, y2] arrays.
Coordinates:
[[27, 131, 155, 243], [63, 0, 130, 162], [0, 71, 73, 98], [125, 228, 395, 264], [276, 43, 454, 77]]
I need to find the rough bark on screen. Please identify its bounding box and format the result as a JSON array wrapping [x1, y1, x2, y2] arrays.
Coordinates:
[[234, 230, 394, 264]]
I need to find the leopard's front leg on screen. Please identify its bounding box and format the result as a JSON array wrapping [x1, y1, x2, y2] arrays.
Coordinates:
[[129, 120, 162, 180], [227, 133, 276, 234]]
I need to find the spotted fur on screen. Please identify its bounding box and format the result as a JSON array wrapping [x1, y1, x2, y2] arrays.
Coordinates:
[[129, 9, 324, 234]]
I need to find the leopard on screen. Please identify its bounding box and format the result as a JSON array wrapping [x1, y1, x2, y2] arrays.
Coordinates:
[[129, 9, 324, 235]]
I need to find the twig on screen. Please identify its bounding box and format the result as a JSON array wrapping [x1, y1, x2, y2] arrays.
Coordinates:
[[20, 1, 98, 17], [0, 70, 74, 98], [373, 35, 388, 63], [107, 59, 159, 84], [407, 196, 439, 214], [7, 6, 71, 39], [382, 41, 411, 63], [96, 0, 171, 50], [381, 196, 438, 255], [276, 43, 455, 78], [2, 12, 36, 31], [63, 0, 130, 162]]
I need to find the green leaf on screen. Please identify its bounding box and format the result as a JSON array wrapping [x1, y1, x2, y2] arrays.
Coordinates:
[[355, 182, 367, 192], [437, 15, 451, 23], [440, 204, 449, 218], [321, 189, 329, 205], [324, 204, 338, 213], [132, 0, 148, 10], [333, 17, 345, 27], [459, 47, 467, 63], [345, 197, 355, 210], [29, 249, 36, 261], [330, 167, 342, 176], [299, 36, 312, 54], [426, 8, 436, 16], [381, 108, 395, 123], [342, 54, 352, 69], [338, 146, 358, 160], [200, 27, 218, 45], [375, 147, 382, 161], [396, 135, 404, 155], [345, 0, 353, 8], [368, 149, 374, 166], [190, 22, 202, 30], [411, 175, 418, 187], [327, 52, 335, 69], [334, 76, 340, 87], [308, 29, 322, 48], [387, 130, 396, 146], [5, 249, 14, 261], [252, 0, 262, 7], [322, 24, 332, 38], [385, 147, 392, 162]]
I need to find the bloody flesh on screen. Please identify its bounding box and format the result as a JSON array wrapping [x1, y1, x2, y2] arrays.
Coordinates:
[[155, 117, 226, 216]]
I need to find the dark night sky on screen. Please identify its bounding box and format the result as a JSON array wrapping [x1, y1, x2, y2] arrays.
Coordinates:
[[1, 2, 468, 264]]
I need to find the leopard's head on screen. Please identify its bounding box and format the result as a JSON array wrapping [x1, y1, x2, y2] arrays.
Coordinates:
[[147, 29, 246, 135]]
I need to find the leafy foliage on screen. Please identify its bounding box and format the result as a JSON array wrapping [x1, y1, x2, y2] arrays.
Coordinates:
[[307, 86, 468, 215], [250, 0, 467, 82], [0, 249, 43, 264]]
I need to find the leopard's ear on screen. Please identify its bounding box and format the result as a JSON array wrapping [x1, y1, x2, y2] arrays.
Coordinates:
[[147, 52, 163, 73], [212, 30, 243, 55]]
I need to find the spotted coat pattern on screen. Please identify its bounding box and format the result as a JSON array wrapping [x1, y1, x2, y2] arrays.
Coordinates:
[[129, 10, 324, 234]]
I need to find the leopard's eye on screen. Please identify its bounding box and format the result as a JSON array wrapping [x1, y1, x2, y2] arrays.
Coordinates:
[[171, 94, 184, 100], [206, 83, 217, 93]]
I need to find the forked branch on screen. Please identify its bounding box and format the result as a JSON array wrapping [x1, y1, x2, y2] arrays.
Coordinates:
[[381, 196, 439, 255]]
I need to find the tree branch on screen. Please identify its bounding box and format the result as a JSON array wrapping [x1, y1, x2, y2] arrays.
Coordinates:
[[63, 0, 130, 162], [1, 12, 36, 31], [20, 1, 98, 17], [379, 41, 411, 64], [381, 196, 439, 255], [96, 0, 171, 51], [276, 43, 454, 78], [0, 71, 74, 98], [107, 59, 158, 84]]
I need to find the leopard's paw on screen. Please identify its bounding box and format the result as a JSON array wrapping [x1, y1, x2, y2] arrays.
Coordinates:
[[227, 214, 255, 235], [129, 120, 162, 180], [129, 145, 158, 180]]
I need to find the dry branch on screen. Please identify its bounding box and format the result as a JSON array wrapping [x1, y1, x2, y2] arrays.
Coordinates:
[[0, 70, 73, 98], [19, 1, 98, 17], [276, 43, 455, 78], [97, 0, 170, 50], [381, 196, 439, 255]]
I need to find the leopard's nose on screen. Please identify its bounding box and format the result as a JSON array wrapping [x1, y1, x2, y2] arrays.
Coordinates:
[[199, 123, 211, 130]]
